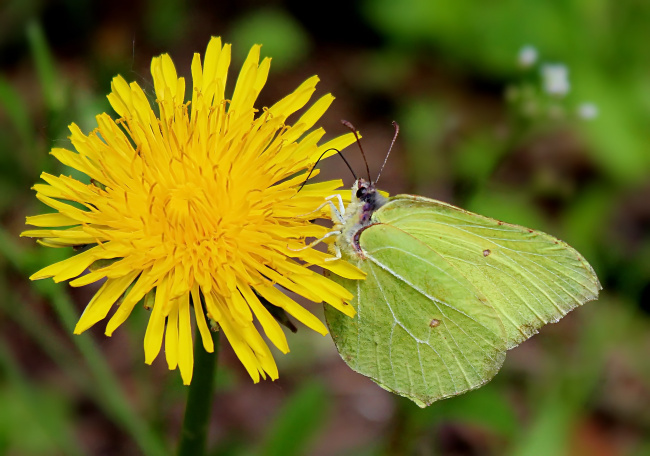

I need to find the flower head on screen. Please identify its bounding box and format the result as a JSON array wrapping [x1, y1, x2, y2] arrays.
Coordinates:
[[22, 37, 365, 384]]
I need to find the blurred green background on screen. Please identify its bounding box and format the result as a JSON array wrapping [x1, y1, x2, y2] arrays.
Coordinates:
[[1, 0, 649, 455]]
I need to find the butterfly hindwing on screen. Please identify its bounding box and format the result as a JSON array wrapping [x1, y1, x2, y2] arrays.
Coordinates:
[[326, 221, 507, 406]]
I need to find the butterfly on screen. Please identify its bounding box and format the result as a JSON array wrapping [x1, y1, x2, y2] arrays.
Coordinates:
[[321, 122, 601, 407]]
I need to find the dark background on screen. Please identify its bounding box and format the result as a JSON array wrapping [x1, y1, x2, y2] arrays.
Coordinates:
[[1, 0, 649, 455]]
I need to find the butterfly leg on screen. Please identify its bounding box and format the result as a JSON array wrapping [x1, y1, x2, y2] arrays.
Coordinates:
[[325, 194, 346, 223], [286, 230, 342, 253], [295, 194, 346, 223], [324, 243, 342, 262], [289, 194, 345, 259]]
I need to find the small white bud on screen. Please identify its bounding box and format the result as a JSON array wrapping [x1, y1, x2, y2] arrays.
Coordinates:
[[541, 64, 570, 97], [577, 102, 598, 120], [518, 45, 538, 68]]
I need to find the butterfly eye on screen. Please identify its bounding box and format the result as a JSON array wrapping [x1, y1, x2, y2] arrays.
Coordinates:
[[356, 187, 367, 198]]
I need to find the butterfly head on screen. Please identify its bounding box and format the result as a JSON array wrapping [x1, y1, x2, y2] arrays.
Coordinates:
[[352, 178, 386, 215]]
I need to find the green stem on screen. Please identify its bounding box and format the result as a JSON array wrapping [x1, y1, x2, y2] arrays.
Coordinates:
[[177, 329, 220, 456]]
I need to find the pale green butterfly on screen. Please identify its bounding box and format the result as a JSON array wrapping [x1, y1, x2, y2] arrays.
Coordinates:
[[319, 121, 601, 407]]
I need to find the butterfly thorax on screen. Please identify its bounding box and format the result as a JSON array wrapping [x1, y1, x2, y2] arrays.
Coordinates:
[[335, 179, 387, 258]]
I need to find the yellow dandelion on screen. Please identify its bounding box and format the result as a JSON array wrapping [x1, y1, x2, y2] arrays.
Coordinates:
[[22, 37, 365, 384]]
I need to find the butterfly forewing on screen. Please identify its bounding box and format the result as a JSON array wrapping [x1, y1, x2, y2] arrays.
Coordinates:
[[374, 195, 602, 349]]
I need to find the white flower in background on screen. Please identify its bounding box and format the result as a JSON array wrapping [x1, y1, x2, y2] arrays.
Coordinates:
[[541, 64, 570, 97], [577, 102, 599, 120], [518, 45, 538, 68]]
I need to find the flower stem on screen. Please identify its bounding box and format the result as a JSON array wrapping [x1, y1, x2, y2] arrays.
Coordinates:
[[177, 329, 220, 456]]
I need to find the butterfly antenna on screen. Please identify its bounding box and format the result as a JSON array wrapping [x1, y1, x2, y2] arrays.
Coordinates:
[[375, 121, 399, 185], [341, 120, 371, 182], [296, 148, 357, 194]]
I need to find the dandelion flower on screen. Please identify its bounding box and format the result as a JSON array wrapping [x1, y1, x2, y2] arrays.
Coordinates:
[[22, 37, 365, 384]]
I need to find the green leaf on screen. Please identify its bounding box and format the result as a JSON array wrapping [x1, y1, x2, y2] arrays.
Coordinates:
[[26, 20, 65, 113], [0, 76, 33, 148], [257, 382, 329, 456], [509, 386, 574, 456], [0, 341, 84, 456]]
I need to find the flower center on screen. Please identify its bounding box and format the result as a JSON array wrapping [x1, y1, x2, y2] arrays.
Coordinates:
[[167, 183, 202, 228]]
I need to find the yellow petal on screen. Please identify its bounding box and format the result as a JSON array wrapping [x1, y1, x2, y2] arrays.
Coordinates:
[[74, 271, 139, 333], [313, 132, 358, 161], [283, 94, 334, 143], [144, 275, 169, 364], [229, 44, 261, 116], [105, 269, 158, 336], [164, 299, 179, 369], [268, 76, 319, 119], [254, 284, 328, 335], [25, 213, 78, 227], [29, 245, 100, 281], [215, 307, 261, 382], [107, 75, 132, 118], [177, 292, 194, 384], [296, 273, 356, 317], [191, 284, 214, 353], [238, 282, 289, 353]]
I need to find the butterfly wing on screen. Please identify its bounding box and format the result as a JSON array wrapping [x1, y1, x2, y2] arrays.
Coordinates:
[[327, 194, 600, 406], [326, 220, 507, 407], [372, 195, 601, 349]]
